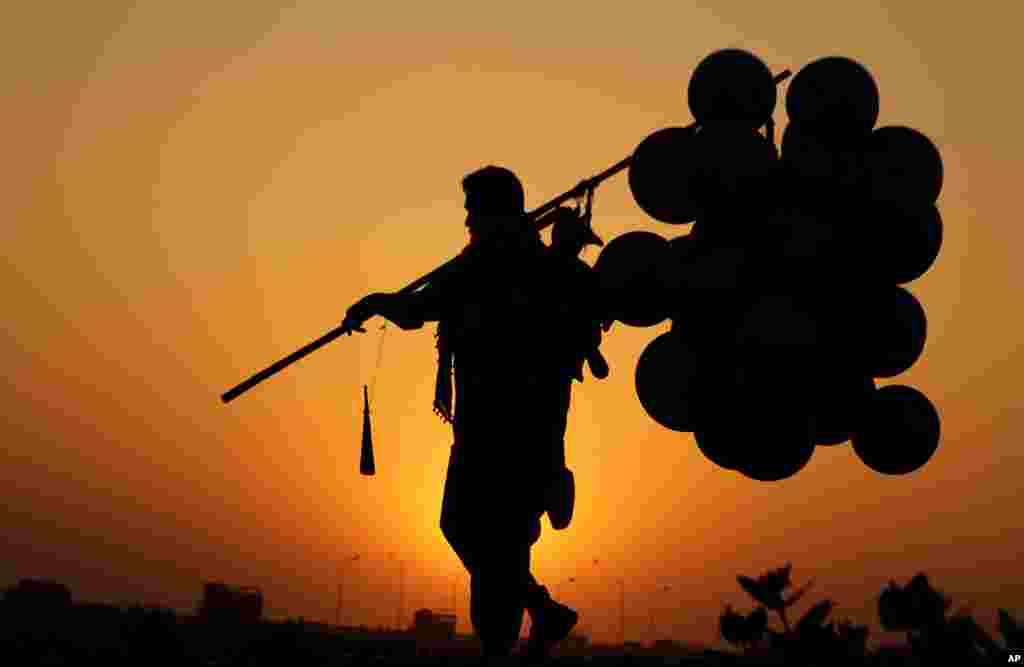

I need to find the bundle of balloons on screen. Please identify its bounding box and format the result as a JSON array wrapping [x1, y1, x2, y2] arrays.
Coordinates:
[[598, 49, 943, 481]]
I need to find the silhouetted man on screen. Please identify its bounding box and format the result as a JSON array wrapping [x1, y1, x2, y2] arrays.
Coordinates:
[[342, 166, 579, 661]]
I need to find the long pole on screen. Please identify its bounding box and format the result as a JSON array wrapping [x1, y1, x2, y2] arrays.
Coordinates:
[[336, 554, 359, 628], [396, 560, 404, 630], [219, 70, 792, 405], [662, 585, 672, 643], [336, 575, 343, 627], [649, 585, 670, 645], [619, 578, 626, 648]]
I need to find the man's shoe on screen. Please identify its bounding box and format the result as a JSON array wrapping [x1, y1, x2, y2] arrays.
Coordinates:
[[525, 594, 578, 661]]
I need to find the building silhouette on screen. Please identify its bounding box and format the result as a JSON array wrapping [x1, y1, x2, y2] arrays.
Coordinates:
[[198, 582, 262, 624], [3, 579, 72, 615], [413, 608, 456, 641]]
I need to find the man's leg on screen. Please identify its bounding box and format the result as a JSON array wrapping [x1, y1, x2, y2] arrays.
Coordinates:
[[471, 539, 531, 657], [525, 580, 579, 661], [440, 444, 476, 573], [444, 442, 531, 657], [525, 573, 563, 615], [522, 505, 578, 660]]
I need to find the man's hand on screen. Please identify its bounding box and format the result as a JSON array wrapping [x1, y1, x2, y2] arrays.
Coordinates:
[[343, 292, 426, 332], [342, 293, 387, 334], [586, 349, 609, 380]]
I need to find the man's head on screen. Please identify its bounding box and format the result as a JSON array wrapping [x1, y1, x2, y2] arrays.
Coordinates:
[[461, 165, 525, 241]]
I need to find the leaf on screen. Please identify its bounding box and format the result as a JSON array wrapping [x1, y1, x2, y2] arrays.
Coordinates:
[[878, 583, 913, 631], [737, 576, 762, 600], [720, 605, 749, 646], [905, 572, 946, 626], [740, 574, 784, 609], [962, 616, 1003, 658], [907, 573, 931, 598], [798, 600, 833, 632], [738, 576, 768, 605], [760, 563, 793, 594], [746, 607, 767, 637], [1000, 609, 1024, 645], [784, 579, 815, 608]]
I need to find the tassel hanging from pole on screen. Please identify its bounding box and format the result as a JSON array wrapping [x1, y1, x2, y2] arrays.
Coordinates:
[[360, 384, 375, 476]]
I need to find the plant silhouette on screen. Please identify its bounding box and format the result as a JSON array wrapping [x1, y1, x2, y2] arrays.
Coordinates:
[[722, 562, 868, 665], [720, 566, 1022, 665], [878, 573, 1015, 663]]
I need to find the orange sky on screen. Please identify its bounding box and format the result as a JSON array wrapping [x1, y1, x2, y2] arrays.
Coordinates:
[[2, 0, 1022, 647]]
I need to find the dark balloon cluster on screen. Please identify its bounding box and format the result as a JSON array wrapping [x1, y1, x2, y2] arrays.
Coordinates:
[[602, 49, 943, 481]]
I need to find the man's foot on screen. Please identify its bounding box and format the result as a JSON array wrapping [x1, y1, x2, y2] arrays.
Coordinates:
[[525, 592, 578, 662], [478, 651, 516, 667]]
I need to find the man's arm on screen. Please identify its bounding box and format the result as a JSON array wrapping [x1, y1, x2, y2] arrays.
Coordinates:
[[342, 282, 446, 332], [377, 288, 445, 329]]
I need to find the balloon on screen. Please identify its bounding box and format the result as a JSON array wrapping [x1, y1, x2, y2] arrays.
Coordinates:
[[780, 123, 869, 206], [786, 56, 880, 138], [688, 49, 777, 128], [685, 244, 749, 292], [691, 122, 780, 219], [859, 203, 943, 284], [770, 204, 871, 290], [656, 232, 702, 295], [811, 371, 876, 445], [734, 347, 817, 480], [858, 286, 928, 378], [864, 126, 943, 206], [780, 122, 836, 186], [693, 423, 743, 471], [694, 348, 816, 480], [595, 231, 673, 327], [774, 208, 840, 265], [853, 385, 940, 474], [635, 332, 700, 432], [666, 243, 751, 340], [629, 126, 702, 224], [691, 344, 745, 471], [737, 293, 820, 348], [735, 423, 816, 481], [813, 285, 927, 379]]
